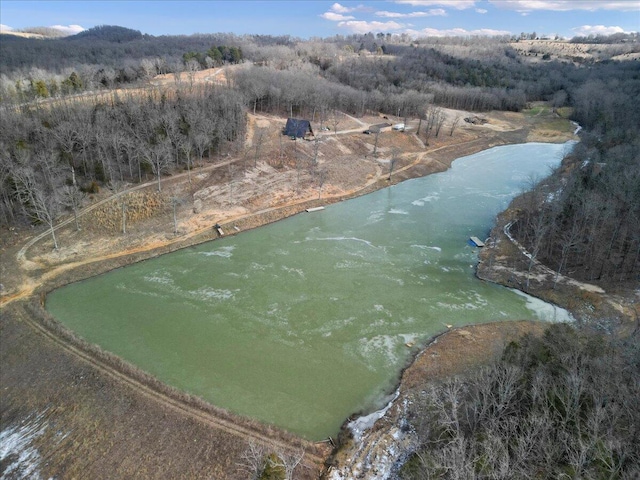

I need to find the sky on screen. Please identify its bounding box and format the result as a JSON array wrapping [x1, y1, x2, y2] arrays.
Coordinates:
[[0, 1, 638, 40]]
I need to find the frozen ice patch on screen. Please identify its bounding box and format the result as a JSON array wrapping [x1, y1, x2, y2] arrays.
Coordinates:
[[412, 193, 439, 206], [281, 265, 305, 278], [190, 286, 238, 301], [143, 271, 174, 285], [348, 390, 399, 441], [250, 262, 273, 271], [411, 244, 441, 252], [198, 245, 235, 258], [356, 335, 400, 368], [512, 289, 574, 323], [335, 260, 365, 269], [388, 208, 409, 215], [366, 210, 385, 224], [315, 236, 379, 249], [399, 333, 418, 344], [315, 316, 357, 336]]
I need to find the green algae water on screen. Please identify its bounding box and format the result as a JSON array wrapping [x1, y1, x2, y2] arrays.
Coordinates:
[[47, 142, 574, 440]]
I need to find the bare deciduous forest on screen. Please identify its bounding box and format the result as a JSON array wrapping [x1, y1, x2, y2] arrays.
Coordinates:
[[401, 324, 640, 479]]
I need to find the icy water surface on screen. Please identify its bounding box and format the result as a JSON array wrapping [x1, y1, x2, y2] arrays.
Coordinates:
[[47, 142, 574, 440]]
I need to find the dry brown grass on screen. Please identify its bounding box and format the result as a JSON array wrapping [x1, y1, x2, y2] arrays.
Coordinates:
[[87, 191, 167, 232]]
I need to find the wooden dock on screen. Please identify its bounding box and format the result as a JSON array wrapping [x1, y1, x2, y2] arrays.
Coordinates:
[[469, 236, 485, 247]]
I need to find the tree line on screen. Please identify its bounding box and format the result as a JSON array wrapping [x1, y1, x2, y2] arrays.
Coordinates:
[[0, 84, 245, 232], [400, 323, 640, 478], [511, 67, 640, 284]]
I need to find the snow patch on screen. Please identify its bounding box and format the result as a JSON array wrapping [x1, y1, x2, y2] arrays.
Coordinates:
[[0, 410, 53, 480], [512, 289, 575, 323], [348, 391, 399, 441]]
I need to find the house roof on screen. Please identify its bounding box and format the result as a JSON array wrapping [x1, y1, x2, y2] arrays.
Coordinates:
[[283, 118, 313, 138]]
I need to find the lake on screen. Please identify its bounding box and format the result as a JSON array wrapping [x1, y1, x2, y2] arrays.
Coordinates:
[[47, 142, 574, 440]]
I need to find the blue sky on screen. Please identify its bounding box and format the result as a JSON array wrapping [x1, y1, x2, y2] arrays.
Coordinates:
[[1, 1, 638, 39]]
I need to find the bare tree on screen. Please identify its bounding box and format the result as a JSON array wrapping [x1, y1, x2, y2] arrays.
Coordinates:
[[253, 127, 267, 168], [388, 148, 400, 180], [433, 108, 446, 137], [330, 109, 342, 135], [373, 128, 381, 156], [170, 196, 183, 234], [121, 197, 127, 235], [61, 185, 86, 231], [185, 59, 200, 89], [236, 441, 267, 480], [554, 216, 582, 288], [139, 58, 156, 82], [316, 168, 327, 199], [449, 115, 462, 136], [275, 448, 305, 480], [13, 167, 60, 249], [312, 136, 321, 165], [143, 139, 172, 192]]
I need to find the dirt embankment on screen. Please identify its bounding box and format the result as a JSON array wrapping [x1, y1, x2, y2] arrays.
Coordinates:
[[1, 102, 580, 479]]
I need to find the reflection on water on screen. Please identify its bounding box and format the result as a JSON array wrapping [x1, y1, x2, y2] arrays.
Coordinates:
[[47, 142, 574, 440]]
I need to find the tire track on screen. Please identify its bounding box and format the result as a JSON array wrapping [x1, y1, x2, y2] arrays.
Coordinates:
[[14, 302, 326, 468]]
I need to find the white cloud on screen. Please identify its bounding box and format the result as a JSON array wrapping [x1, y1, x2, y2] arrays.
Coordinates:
[[330, 3, 352, 13], [572, 25, 627, 36], [321, 12, 356, 21], [337, 20, 405, 34], [406, 26, 511, 37], [376, 9, 447, 18], [330, 2, 369, 13], [489, 1, 640, 12], [50, 24, 85, 35], [476, 8, 488, 13], [0, 24, 84, 36], [395, 0, 477, 9]]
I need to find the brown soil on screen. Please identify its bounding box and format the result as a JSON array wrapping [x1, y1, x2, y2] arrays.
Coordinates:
[[0, 94, 579, 479]]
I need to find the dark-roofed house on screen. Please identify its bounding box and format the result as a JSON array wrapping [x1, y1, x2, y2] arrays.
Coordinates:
[[283, 118, 314, 139]]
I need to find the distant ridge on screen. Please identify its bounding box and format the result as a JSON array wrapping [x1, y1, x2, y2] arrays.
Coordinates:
[[69, 25, 144, 42]]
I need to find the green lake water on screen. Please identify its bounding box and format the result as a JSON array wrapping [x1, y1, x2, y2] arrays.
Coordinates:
[[47, 142, 574, 440]]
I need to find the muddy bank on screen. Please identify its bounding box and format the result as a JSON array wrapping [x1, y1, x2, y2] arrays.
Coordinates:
[[476, 208, 639, 331]]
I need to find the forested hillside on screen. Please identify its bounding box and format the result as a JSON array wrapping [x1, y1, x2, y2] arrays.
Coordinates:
[[0, 85, 245, 229], [1, 29, 637, 286], [510, 60, 640, 283], [400, 323, 640, 478]]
